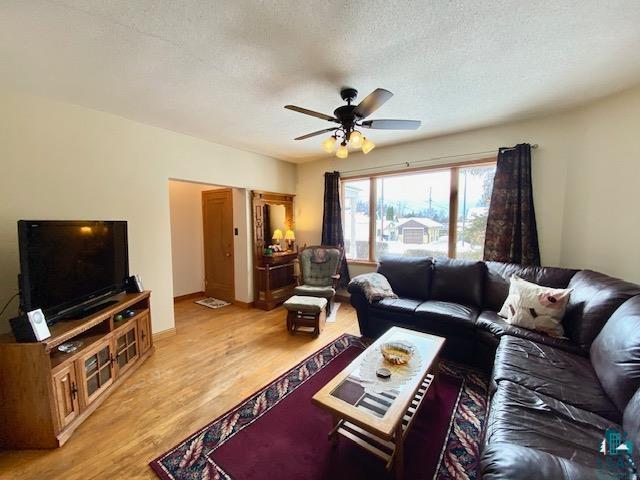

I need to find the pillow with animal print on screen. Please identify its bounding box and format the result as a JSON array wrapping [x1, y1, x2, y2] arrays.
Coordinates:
[[498, 275, 572, 338]]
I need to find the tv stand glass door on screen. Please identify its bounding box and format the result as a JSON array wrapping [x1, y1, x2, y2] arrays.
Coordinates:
[[78, 337, 114, 407]]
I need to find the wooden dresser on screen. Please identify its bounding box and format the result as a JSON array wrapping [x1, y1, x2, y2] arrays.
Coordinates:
[[0, 291, 154, 449]]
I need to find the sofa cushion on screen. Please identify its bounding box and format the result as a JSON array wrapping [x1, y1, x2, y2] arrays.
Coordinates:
[[590, 295, 640, 413], [484, 261, 578, 312], [414, 300, 478, 335], [377, 255, 433, 300], [623, 387, 640, 467], [476, 311, 585, 355], [369, 297, 422, 315], [485, 380, 618, 468], [430, 257, 486, 307], [481, 443, 620, 480], [493, 336, 620, 422], [564, 270, 640, 348]]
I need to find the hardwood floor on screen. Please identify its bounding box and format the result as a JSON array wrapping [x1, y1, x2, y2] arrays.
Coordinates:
[[0, 300, 360, 479]]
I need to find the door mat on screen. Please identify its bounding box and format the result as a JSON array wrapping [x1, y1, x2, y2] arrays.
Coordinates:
[[195, 298, 231, 309]]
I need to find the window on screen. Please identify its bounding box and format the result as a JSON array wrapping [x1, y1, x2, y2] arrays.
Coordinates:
[[341, 160, 496, 262], [456, 164, 495, 260], [343, 179, 370, 260], [374, 170, 451, 259]]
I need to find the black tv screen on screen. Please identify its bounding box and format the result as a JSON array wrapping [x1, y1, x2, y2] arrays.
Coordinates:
[[18, 220, 129, 319]]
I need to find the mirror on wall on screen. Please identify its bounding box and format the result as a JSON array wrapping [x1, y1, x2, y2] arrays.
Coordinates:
[[251, 191, 295, 258], [262, 204, 286, 245]]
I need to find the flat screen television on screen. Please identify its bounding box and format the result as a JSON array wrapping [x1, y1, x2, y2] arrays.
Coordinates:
[[18, 220, 129, 323]]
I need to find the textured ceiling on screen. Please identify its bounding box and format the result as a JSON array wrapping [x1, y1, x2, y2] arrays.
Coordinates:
[[2, 1, 640, 162]]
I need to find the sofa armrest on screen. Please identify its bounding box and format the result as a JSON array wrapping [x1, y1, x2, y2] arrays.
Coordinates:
[[347, 275, 372, 336], [481, 443, 620, 480], [347, 279, 365, 296]]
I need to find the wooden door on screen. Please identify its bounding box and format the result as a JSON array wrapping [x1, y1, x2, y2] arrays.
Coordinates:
[[114, 321, 139, 376], [137, 313, 152, 355], [202, 189, 235, 302], [52, 364, 80, 430], [76, 337, 114, 409]]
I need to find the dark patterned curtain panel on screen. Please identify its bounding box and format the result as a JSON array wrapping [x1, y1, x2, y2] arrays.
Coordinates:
[[483, 143, 541, 266], [321, 171, 350, 287]]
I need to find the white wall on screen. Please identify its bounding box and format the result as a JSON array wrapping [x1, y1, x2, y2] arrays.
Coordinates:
[[296, 84, 640, 283], [232, 188, 253, 303], [560, 86, 640, 281], [168, 181, 215, 297], [0, 92, 296, 334]]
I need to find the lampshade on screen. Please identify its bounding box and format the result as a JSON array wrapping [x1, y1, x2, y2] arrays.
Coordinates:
[[362, 137, 375, 154], [349, 130, 363, 148], [322, 135, 337, 153], [272, 229, 283, 240], [284, 229, 295, 241], [336, 144, 349, 159]]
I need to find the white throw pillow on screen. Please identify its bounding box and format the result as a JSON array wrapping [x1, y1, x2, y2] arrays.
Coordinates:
[[498, 275, 572, 338]]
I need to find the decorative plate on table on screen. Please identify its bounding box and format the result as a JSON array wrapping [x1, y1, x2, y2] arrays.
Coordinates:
[[355, 342, 422, 394], [58, 340, 83, 353]]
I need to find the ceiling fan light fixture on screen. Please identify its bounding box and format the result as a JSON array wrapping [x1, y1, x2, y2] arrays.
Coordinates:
[[321, 135, 337, 153], [336, 143, 349, 159], [349, 130, 363, 148], [362, 137, 375, 154]]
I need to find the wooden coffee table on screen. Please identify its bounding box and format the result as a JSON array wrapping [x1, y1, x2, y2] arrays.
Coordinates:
[[312, 327, 445, 479]]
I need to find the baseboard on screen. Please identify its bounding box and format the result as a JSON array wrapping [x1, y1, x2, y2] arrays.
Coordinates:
[[173, 291, 205, 303], [153, 327, 176, 341], [233, 300, 255, 309]]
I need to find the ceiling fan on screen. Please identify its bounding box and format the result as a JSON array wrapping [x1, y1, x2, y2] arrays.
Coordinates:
[[284, 87, 421, 158]]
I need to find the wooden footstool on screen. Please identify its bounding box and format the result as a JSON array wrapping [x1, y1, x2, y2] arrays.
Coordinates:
[[284, 296, 328, 337]]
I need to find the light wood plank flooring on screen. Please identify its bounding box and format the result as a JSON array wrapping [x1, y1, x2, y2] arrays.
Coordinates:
[[0, 300, 360, 479]]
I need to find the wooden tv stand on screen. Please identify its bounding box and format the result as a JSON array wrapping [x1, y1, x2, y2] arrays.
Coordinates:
[[0, 291, 154, 449]]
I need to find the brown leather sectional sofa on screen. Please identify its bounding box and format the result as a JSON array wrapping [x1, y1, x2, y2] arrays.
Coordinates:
[[348, 255, 640, 479]]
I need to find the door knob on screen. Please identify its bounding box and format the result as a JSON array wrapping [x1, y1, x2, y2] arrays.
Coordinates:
[[225, 252, 231, 257]]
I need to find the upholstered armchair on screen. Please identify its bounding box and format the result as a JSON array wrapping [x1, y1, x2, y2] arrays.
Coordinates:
[[293, 245, 343, 315]]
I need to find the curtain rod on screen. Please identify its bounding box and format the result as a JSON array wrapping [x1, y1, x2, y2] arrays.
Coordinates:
[[339, 143, 539, 177]]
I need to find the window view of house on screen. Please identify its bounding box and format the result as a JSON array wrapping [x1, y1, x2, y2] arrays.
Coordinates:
[[342, 162, 496, 262], [374, 170, 451, 259]]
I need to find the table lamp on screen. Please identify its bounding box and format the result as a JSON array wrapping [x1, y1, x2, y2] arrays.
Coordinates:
[[284, 229, 296, 251], [272, 229, 283, 248]]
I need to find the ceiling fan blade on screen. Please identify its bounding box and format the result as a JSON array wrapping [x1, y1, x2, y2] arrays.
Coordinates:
[[284, 105, 337, 122], [294, 128, 337, 140], [353, 88, 393, 118], [361, 119, 421, 130]]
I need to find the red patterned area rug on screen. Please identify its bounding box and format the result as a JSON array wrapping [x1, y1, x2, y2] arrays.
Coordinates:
[[150, 334, 489, 480]]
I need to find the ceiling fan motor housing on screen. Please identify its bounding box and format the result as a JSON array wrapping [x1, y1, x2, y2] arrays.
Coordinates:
[[340, 87, 358, 104], [333, 105, 359, 130]]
